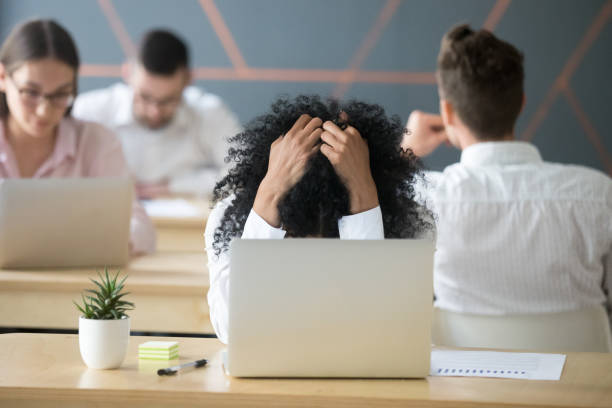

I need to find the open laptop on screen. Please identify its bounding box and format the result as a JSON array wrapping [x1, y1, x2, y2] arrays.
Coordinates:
[[226, 238, 434, 378], [0, 178, 132, 269]]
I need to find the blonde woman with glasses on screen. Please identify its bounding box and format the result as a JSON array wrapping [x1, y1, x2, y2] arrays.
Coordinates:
[[0, 19, 155, 255]]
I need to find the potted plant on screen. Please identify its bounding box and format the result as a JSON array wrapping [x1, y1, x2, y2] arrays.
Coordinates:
[[74, 268, 134, 369]]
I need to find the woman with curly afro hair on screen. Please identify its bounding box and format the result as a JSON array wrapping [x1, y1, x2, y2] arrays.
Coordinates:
[[205, 95, 433, 343]]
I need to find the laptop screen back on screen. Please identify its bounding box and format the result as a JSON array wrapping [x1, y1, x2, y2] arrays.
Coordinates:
[[0, 178, 132, 268], [227, 238, 434, 378]]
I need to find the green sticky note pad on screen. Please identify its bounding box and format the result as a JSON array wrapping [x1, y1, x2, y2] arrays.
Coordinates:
[[138, 341, 179, 352], [138, 352, 179, 360]]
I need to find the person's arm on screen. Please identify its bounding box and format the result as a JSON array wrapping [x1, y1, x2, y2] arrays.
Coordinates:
[[253, 114, 323, 227], [205, 199, 286, 344], [204, 200, 232, 344], [319, 118, 383, 240], [86, 122, 156, 255], [320, 120, 379, 215], [167, 99, 242, 197], [72, 88, 114, 124], [203, 101, 242, 172], [166, 169, 220, 197], [127, 199, 157, 255], [338, 206, 384, 239], [402, 110, 448, 157]]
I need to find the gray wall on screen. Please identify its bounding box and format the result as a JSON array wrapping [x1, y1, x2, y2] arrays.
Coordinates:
[[1, 0, 610, 174]]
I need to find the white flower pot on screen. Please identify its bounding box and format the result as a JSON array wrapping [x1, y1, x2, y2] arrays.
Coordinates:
[[78, 316, 130, 369]]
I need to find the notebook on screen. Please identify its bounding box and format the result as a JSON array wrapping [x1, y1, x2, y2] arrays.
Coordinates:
[[0, 177, 132, 268], [226, 238, 435, 378]]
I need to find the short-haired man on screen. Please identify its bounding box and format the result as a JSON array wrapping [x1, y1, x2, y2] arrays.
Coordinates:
[[404, 24, 612, 325], [73, 29, 241, 198]]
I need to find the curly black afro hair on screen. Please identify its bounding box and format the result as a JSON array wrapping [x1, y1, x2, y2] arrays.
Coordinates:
[[212, 95, 432, 255]]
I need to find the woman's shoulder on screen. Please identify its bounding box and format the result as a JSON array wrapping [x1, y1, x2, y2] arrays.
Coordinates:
[[204, 196, 235, 247], [207, 197, 235, 230]]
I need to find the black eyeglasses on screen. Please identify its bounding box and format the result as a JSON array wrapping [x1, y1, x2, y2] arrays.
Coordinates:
[[6, 76, 75, 109], [137, 91, 182, 109]]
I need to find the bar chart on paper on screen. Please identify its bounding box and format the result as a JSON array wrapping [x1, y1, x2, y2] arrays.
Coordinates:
[[430, 350, 566, 380]]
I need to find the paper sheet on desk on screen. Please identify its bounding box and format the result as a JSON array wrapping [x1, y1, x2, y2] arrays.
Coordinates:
[[142, 199, 203, 218], [430, 350, 566, 380]]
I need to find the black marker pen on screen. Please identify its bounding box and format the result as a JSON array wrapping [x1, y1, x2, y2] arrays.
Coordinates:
[[157, 358, 208, 376]]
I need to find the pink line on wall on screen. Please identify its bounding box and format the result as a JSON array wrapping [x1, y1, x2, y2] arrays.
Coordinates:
[[84, 65, 436, 84], [97, 0, 135, 58], [193, 67, 344, 82], [198, 0, 248, 73], [520, 82, 562, 143], [483, 0, 512, 31], [563, 87, 612, 175], [205, 68, 437, 84], [355, 71, 436, 84], [80, 64, 122, 77], [557, 0, 612, 88], [332, 0, 402, 99], [521, 0, 612, 141]]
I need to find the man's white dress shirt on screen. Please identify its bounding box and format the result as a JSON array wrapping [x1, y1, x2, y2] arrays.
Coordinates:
[[423, 141, 612, 324], [204, 198, 384, 343], [73, 83, 241, 196]]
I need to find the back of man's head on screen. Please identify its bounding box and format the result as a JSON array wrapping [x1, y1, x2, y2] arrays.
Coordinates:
[[437, 24, 524, 140], [138, 29, 189, 75]]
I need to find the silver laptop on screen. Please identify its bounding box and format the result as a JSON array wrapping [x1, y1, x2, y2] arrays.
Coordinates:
[[0, 178, 132, 269], [226, 238, 434, 378]]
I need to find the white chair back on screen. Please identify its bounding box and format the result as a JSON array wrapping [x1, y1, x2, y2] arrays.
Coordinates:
[[432, 306, 612, 352]]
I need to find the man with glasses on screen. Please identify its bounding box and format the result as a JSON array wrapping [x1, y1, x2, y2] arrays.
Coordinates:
[[73, 29, 241, 198]]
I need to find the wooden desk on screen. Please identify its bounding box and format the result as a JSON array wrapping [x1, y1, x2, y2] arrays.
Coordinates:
[[0, 253, 212, 333], [1, 333, 611, 408], [147, 199, 211, 252]]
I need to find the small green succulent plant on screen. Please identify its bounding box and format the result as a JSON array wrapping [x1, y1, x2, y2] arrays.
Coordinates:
[[74, 268, 134, 320]]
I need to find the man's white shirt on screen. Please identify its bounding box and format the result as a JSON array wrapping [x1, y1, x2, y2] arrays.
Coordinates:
[[421, 141, 612, 324], [204, 198, 384, 343], [73, 83, 241, 196]]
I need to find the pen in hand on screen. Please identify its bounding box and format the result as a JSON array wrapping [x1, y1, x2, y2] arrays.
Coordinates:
[[157, 358, 208, 376]]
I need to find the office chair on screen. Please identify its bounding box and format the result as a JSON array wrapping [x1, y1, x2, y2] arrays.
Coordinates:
[[432, 305, 612, 352]]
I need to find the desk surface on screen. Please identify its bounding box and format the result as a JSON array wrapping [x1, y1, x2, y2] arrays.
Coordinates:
[[0, 252, 211, 333], [147, 198, 211, 228], [146, 198, 211, 252], [0, 252, 207, 292], [1, 333, 611, 408]]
